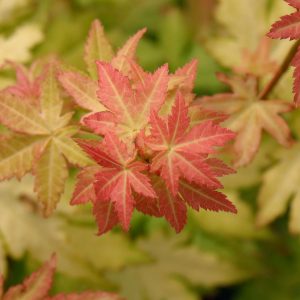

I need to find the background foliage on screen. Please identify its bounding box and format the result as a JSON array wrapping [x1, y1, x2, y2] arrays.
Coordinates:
[[1, 0, 300, 299]]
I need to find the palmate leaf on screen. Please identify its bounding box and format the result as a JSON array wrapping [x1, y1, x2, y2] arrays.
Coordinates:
[[145, 93, 234, 195], [59, 19, 146, 112], [0, 255, 122, 300], [109, 232, 252, 300], [77, 134, 156, 231], [200, 74, 293, 167], [138, 176, 236, 233], [83, 62, 168, 140], [0, 61, 93, 215]]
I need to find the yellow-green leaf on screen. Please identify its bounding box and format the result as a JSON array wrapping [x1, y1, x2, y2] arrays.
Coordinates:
[[0, 93, 49, 135], [34, 141, 68, 216], [84, 20, 114, 80], [0, 135, 43, 181], [40, 63, 63, 129], [54, 135, 93, 167]]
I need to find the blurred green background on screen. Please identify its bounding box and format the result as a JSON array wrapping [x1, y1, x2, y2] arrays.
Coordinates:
[[1, 0, 300, 299]]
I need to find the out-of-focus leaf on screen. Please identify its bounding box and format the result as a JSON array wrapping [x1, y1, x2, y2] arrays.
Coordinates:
[[0, 23, 43, 65], [0, 176, 147, 281], [110, 232, 252, 300], [257, 143, 300, 233], [191, 191, 268, 239]]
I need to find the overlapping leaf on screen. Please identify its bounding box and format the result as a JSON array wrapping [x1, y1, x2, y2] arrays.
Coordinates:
[[77, 133, 156, 232], [0, 61, 92, 215], [200, 74, 293, 167], [109, 232, 252, 300], [0, 255, 122, 300], [59, 19, 147, 113], [83, 62, 168, 141]]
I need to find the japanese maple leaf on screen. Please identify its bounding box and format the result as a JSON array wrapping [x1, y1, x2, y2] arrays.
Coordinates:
[[268, 1, 300, 40], [0, 255, 122, 300], [59, 19, 147, 113], [0, 61, 92, 215], [234, 37, 278, 77], [144, 92, 234, 195], [77, 133, 157, 231], [82, 61, 168, 141], [137, 174, 236, 233], [200, 73, 293, 167], [4, 60, 45, 106]]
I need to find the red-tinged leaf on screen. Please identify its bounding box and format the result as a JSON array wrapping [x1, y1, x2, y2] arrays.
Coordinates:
[[179, 180, 237, 213], [84, 19, 114, 79], [146, 93, 231, 195], [292, 47, 300, 106], [133, 63, 169, 121], [111, 28, 147, 74], [135, 194, 162, 217], [84, 62, 168, 140], [109, 173, 135, 230], [205, 158, 235, 177], [0, 276, 3, 299], [201, 74, 293, 166], [96, 62, 135, 126], [79, 133, 156, 230], [177, 121, 234, 154], [3, 255, 56, 300], [148, 177, 187, 233], [76, 139, 120, 168], [169, 59, 198, 103], [268, 11, 300, 40], [71, 166, 100, 205], [1, 255, 122, 299], [93, 199, 119, 235], [58, 71, 106, 112], [4, 60, 44, 106], [82, 111, 117, 136], [286, 0, 300, 9], [235, 37, 277, 77]]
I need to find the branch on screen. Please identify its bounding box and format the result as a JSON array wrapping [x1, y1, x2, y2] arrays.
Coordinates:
[[259, 40, 300, 100]]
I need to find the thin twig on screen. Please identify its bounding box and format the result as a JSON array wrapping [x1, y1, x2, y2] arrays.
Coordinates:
[[259, 40, 300, 100]]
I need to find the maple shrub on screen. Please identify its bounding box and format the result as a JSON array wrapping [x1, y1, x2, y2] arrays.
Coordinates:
[[0, 19, 239, 235]]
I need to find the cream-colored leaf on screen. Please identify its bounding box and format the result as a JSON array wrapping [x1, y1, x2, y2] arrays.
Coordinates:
[[0, 23, 43, 64], [34, 141, 68, 216], [110, 232, 252, 300], [84, 20, 114, 79], [206, 0, 292, 69], [0, 93, 50, 135], [257, 144, 300, 232], [0, 135, 43, 180]]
